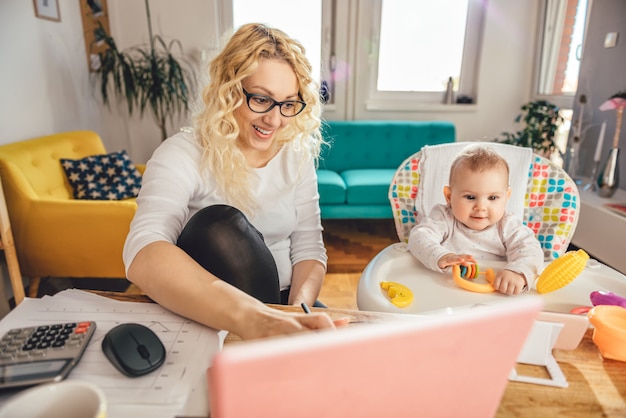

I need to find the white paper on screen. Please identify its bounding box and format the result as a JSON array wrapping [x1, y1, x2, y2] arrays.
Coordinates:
[[0, 290, 222, 418]]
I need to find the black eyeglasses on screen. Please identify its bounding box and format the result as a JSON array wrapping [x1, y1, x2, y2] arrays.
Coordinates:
[[242, 88, 306, 117]]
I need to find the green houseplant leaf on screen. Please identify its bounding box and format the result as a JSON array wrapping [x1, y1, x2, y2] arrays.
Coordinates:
[[496, 100, 564, 157], [90, 0, 195, 141]]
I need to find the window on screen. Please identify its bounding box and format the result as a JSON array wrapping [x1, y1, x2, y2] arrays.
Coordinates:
[[355, 0, 486, 111], [535, 0, 589, 108], [377, 1, 469, 92], [533, 0, 590, 162], [225, 0, 487, 117], [232, 0, 326, 85]]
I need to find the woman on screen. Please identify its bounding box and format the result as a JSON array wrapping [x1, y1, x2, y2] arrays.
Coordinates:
[[123, 23, 342, 339]]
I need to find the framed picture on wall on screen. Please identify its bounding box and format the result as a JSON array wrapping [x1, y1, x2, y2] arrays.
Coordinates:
[[79, 0, 110, 72], [33, 0, 61, 22]]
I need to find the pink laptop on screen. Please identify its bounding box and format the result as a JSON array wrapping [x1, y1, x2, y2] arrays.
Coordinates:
[[208, 297, 543, 418]]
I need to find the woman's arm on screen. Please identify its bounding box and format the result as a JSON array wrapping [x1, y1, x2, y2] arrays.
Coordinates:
[[287, 260, 326, 306], [127, 241, 337, 339], [287, 155, 328, 304]]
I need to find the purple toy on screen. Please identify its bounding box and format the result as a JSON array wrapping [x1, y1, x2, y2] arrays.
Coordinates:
[[590, 290, 626, 308]]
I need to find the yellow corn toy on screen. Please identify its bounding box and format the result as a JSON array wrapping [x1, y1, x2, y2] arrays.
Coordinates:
[[380, 281, 414, 307], [536, 249, 589, 294]]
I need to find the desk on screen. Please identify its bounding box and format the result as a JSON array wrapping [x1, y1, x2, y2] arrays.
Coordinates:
[[94, 292, 626, 417]]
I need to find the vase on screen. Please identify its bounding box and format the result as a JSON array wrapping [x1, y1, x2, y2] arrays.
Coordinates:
[[597, 147, 620, 198]]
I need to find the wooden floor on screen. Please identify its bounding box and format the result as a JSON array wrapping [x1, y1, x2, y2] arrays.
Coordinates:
[[319, 219, 399, 310]]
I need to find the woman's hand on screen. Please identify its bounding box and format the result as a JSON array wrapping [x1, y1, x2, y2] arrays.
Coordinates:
[[237, 306, 348, 340]]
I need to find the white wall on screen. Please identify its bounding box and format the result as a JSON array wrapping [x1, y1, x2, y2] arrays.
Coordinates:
[[0, 2, 105, 140], [460, 0, 540, 142], [572, 0, 626, 182], [104, 0, 223, 162], [0, 0, 218, 163]]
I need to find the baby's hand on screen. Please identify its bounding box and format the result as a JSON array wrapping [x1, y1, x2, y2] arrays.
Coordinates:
[[438, 253, 476, 269], [493, 269, 527, 295]]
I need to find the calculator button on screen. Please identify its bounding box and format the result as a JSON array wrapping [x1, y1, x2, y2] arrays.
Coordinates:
[[75, 325, 90, 334], [67, 340, 83, 349]]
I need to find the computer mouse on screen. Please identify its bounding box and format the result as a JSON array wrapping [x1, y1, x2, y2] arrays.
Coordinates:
[[102, 323, 166, 377]]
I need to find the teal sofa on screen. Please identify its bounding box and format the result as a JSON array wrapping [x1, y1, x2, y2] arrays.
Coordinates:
[[317, 120, 456, 219]]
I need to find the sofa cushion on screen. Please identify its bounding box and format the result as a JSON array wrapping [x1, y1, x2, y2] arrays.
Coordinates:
[[341, 169, 396, 205], [316, 169, 346, 204], [60, 150, 142, 200], [319, 121, 456, 172]]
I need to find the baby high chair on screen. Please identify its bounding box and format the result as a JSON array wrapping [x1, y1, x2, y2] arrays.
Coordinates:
[[357, 142, 586, 315], [389, 142, 579, 260]]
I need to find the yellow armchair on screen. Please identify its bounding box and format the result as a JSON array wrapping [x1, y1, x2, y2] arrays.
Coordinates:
[[0, 131, 143, 302]]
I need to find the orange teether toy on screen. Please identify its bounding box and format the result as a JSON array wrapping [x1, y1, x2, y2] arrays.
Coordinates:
[[452, 264, 496, 293]]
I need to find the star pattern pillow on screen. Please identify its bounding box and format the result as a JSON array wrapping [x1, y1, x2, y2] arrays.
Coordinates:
[[60, 150, 142, 200]]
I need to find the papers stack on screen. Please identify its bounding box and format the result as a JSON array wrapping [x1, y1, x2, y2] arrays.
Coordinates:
[[0, 289, 224, 418]]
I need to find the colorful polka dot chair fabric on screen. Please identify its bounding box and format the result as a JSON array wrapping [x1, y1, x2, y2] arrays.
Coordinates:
[[389, 145, 579, 261]]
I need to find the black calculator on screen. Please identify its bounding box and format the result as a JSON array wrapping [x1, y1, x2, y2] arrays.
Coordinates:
[[0, 321, 96, 389]]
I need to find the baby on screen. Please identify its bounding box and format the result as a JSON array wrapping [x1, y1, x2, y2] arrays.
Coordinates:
[[408, 144, 544, 295]]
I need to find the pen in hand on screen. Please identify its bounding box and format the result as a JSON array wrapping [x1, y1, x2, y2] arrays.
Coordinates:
[[300, 302, 311, 314]]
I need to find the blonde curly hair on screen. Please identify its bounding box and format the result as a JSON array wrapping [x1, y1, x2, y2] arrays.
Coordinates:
[[192, 23, 323, 216]]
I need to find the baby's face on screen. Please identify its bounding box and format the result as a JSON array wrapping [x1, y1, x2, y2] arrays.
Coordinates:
[[444, 165, 511, 231]]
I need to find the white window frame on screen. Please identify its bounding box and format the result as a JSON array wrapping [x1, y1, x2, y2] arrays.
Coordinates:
[[217, 0, 340, 115], [532, 0, 592, 109], [353, 0, 486, 113]]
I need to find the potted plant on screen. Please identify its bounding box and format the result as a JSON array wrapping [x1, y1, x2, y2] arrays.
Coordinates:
[[496, 100, 564, 157], [90, 0, 195, 141]]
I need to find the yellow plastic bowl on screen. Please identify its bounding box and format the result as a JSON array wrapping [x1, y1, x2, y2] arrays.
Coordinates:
[[587, 305, 626, 362]]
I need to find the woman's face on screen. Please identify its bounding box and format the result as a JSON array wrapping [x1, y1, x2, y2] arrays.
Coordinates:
[[236, 58, 299, 167]]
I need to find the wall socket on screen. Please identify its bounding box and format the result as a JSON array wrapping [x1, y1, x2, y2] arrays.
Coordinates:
[[604, 32, 618, 48]]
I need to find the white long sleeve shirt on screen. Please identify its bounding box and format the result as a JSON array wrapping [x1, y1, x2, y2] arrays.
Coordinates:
[[123, 131, 327, 290], [408, 204, 544, 283]]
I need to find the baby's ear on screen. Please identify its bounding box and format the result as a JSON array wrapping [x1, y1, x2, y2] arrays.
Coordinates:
[[444, 185, 452, 205], [506, 186, 512, 199]]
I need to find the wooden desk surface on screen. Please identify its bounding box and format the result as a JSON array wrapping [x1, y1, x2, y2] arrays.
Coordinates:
[[94, 291, 626, 417]]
